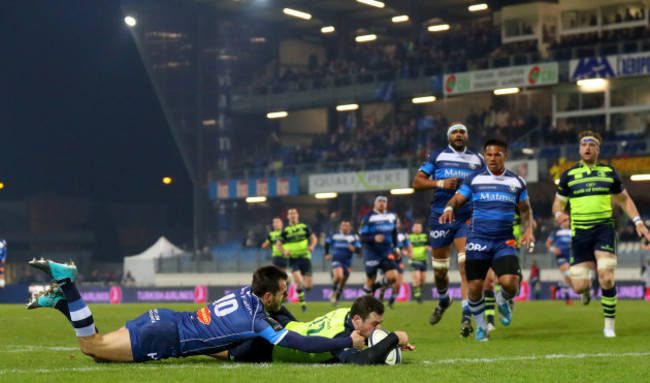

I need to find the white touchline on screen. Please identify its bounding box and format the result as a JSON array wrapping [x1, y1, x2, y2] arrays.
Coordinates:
[[422, 352, 650, 365]]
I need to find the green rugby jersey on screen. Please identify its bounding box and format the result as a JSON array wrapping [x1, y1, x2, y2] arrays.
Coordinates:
[[279, 223, 313, 259], [557, 162, 624, 231], [408, 233, 429, 262], [512, 212, 521, 241], [271, 308, 350, 362], [265, 230, 283, 257]]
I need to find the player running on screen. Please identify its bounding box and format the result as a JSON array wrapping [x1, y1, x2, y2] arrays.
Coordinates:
[[552, 130, 650, 337], [440, 138, 535, 342], [546, 221, 573, 305], [325, 219, 361, 307], [408, 222, 431, 304], [412, 122, 484, 336]]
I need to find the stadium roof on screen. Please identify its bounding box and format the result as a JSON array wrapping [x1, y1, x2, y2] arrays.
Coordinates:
[[188, 0, 549, 38]]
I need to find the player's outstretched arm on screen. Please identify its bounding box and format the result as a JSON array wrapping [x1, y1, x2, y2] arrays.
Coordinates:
[[278, 330, 360, 353], [613, 190, 650, 249], [517, 199, 535, 250], [439, 194, 467, 224]]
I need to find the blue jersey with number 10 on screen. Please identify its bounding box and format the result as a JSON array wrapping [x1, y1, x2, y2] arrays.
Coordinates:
[[176, 286, 288, 356]]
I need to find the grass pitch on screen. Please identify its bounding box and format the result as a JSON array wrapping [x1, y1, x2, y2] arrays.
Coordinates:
[[1, 300, 649, 382]]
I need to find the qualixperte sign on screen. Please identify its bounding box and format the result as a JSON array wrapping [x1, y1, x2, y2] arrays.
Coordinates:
[[308, 169, 409, 194]]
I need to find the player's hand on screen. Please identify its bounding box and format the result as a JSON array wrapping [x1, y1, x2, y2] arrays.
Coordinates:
[[348, 244, 355, 252], [555, 212, 569, 226], [350, 330, 365, 350], [325, 254, 332, 261], [393, 331, 416, 350], [439, 210, 455, 224], [636, 223, 650, 250], [520, 229, 535, 250], [308, 245, 314, 252], [284, 250, 291, 257], [444, 177, 458, 190], [553, 248, 561, 256], [375, 234, 385, 243]]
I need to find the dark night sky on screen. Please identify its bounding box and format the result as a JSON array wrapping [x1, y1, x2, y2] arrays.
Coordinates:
[[0, 1, 191, 205]]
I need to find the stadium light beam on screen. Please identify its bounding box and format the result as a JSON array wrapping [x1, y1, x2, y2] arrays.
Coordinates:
[[336, 104, 359, 111], [283, 8, 312, 20], [428, 24, 450, 32], [392, 15, 409, 23], [267, 111, 288, 119], [522, 148, 535, 155], [391, 188, 414, 195], [124, 16, 137, 27], [412, 96, 436, 104], [494, 87, 520, 95], [577, 78, 608, 92], [468, 4, 489, 12], [315, 192, 338, 199], [246, 196, 267, 203], [356, 34, 377, 43], [321, 26, 335, 33], [356, 0, 385, 8], [631, 174, 650, 181]]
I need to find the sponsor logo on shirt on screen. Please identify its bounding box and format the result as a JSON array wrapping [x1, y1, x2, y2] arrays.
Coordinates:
[[197, 306, 212, 325]]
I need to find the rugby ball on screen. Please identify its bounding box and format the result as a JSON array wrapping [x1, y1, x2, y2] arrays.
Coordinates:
[[368, 328, 402, 365]]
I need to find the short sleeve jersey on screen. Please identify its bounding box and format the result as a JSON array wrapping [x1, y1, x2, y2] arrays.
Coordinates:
[[458, 168, 529, 238], [556, 162, 624, 230], [279, 223, 313, 258], [548, 227, 572, 254], [326, 232, 360, 260], [266, 230, 283, 257], [176, 286, 287, 357], [408, 233, 429, 261], [359, 210, 398, 251], [418, 146, 485, 220]]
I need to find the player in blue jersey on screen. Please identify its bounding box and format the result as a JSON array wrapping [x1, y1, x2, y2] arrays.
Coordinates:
[[359, 195, 399, 296], [546, 222, 573, 305], [25, 260, 364, 362], [0, 239, 6, 288], [440, 138, 535, 342], [413, 122, 484, 336], [379, 217, 412, 309], [326, 219, 361, 306]]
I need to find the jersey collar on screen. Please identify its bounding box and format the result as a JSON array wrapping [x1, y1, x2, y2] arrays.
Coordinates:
[[448, 144, 467, 154]]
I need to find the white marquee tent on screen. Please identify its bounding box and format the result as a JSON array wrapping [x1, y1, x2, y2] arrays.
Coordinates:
[[123, 236, 187, 286]]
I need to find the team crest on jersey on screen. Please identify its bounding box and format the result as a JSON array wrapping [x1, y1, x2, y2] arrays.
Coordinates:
[[469, 162, 477, 169], [509, 184, 517, 193], [197, 306, 211, 325]]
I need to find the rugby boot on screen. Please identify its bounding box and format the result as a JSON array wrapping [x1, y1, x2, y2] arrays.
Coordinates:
[[581, 291, 591, 305], [460, 318, 474, 338], [26, 283, 65, 309], [475, 327, 489, 342], [429, 297, 452, 325], [497, 301, 512, 326], [29, 258, 77, 281]]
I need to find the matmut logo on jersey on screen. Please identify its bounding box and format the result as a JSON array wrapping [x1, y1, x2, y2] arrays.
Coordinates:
[[443, 168, 474, 178], [196, 306, 211, 325], [478, 192, 516, 203]]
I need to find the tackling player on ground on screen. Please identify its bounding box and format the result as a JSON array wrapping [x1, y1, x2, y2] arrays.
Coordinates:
[[413, 122, 484, 337], [552, 130, 650, 337], [440, 138, 534, 341]]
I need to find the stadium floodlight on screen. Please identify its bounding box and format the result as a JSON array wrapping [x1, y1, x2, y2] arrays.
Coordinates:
[[266, 111, 288, 119], [412, 96, 436, 104], [631, 174, 650, 181], [283, 8, 312, 20], [468, 4, 489, 12], [522, 148, 535, 155], [577, 78, 608, 92], [336, 104, 359, 111], [315, 192, 338, 199], [162, 177, 172, 185], [357, 0, 385, 8], [390, 188, 414, 195], [356, 34, 377, 43], [124, 16, 137, 27], [493, 87, 520, 95], [0, 183, 4, 189], [428, 24, 450, 32], [245, 196, 267, 203], [392, 15, 409, 23], [321, 26, 335, 33]]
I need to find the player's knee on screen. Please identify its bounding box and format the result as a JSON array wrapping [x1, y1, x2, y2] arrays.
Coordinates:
[[569, 265, 592, 280], [597, 257, 617, 271], [432, 258, 450, 271]]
